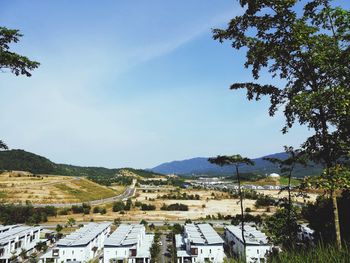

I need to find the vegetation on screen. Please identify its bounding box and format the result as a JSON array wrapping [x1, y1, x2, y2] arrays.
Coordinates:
[[158, 192, 200, 200], [53, 179, 118, 202], [0, 149, 160, 185], [141, 204, 156, 211], [209, 155, 254, 246], [150, 232, 161, 263], [0, 204, 56, 224], [160, 203, 189, 211], [213, 0, 350, 248], [71, 203, 91, 214], [268, 244, 350, 263], [302, 190, 350, 243]]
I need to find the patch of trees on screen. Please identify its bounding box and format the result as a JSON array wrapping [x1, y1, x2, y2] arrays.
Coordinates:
[[92, 206, 107, 214], [302, 191, 350, 244], [161, 203, 189, 211], [255, 195, 276, 208], [139, 178, 186, 188], [0, 204, 57, 224], [159, 192, 200, 200], [71, 203, 91, 214], [112, 199, 132, 212], [88, 175, 133, 187], [141, 204, 156, 211]]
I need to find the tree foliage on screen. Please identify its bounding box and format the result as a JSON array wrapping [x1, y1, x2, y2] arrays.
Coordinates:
[[213, 0, 350, 246], [0, 27, 40, 76]]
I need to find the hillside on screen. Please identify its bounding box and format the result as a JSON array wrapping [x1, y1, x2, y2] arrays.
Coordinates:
[[0, 149, 162, 180], [151, 152, 323, 177], [0, 171, 123, 204]]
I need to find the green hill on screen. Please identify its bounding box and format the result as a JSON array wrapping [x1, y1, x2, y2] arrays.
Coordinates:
[[0, 149, 162, 184]]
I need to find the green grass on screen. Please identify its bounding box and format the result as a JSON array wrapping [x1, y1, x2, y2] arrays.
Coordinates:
[[0, 191, 7, 198], [54, 179, 119, 202], [269, 244, 349, 263], [278, 177, 300, 186]]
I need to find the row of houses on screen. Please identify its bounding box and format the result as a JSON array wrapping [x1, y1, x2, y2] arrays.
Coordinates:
[[39, 223, 154, 263], [0, 225, 41, 263], [175, 223, 272, 263], [1, 222, 314, 263]]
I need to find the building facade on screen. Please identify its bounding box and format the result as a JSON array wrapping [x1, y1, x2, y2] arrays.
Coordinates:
[[103, 224, 154, 263], [176, 223, 224, 263], [40, 222, 111, 263], [224, 225, 271, 263], [0, 225, 41, 263]]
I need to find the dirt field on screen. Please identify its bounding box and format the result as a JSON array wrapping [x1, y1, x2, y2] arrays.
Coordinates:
[[0, 171, 124, 204], [48, 189, 272, 223]]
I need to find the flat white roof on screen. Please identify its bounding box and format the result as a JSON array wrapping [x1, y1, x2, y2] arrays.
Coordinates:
[[0, 226, 41, 246], [185, 224, 223, 245], [104, 224, 144, 247], [57, 222, 111, 247], [225, 225, 269, 245]]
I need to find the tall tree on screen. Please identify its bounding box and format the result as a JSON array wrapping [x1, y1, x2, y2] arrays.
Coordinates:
[[264, 146, 307, 247], [208, 155, 254, 247], [213, 0, 350, 247], [0, 26, 40, 149]]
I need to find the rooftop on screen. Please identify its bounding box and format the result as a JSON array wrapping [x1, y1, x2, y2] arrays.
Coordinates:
[[57, 222, 111, 247], [184, 223, 223, 245], [104, 224, 145, 247], [0, 226, 41, 246], [225, 225, 269, 245]]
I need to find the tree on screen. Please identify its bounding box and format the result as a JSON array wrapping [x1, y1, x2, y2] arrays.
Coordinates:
[[208, 155, 254, 246], [0, 140, 8, 150], [213, 0, 350, 248], [56, 224, 63, 233], [264, 146, 307, 247], [0, 27, 40, 149], [67, 217, 76, 227]]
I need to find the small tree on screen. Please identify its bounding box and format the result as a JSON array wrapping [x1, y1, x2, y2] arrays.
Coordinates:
[[56, 224, 63, 233], [67, 217, 76, 227], [208, 154, 254, 246], [264, 146, 307, 247]]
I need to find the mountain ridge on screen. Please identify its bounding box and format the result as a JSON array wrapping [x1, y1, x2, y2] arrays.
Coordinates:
[[0, 149, 161, 179], [151, 152, 323, 177]]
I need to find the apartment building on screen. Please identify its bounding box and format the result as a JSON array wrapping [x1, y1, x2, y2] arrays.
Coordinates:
[[224, 225, 271, 263], [103, 224, 154, 263], [0, 225, 41, 263], [40, 222, 111, 263], [175, 223, 224, 263]]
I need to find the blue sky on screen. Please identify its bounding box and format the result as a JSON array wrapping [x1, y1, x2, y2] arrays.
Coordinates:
[[1, 0, 338, 168]]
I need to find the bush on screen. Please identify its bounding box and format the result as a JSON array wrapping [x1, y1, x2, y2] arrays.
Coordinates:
[[141, 204, 156, 211], [161, 203, 188, 211], [112, 201, 125, 212]]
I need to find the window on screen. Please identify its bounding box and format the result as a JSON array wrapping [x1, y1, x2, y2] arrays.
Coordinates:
[[257, 249, 259, 254], [209, 249, 211, 254]]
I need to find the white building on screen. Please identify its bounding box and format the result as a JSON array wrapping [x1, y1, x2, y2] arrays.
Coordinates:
[[103, 224, 154, 263], [40, 222, 111, 263], [269, 173, 280, 178], [0, 225, 41, 263], [176, 223, 224, 263], [224, 225, 271, 263], [0, 225, 20, 234]]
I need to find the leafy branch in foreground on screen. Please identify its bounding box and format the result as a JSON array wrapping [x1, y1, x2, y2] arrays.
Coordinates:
[[213, 0, 350, 248]]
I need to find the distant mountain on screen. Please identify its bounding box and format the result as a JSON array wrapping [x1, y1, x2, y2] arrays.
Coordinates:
[[0, 149, 161, 178], [151, 152, 323, 177]]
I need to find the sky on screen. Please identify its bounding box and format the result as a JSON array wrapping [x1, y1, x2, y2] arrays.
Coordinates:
[[0, 0, 338, 168]]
